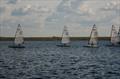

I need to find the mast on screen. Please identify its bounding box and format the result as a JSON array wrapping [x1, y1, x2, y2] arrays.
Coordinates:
[[89, 24, 98, 46], [61, 26, 70, 44], [110, 25, 119, 45], [0, 24, 2, 40], [118, 26, 120, 43], [14, 24, 24, 45], [0, 24, 2, 41], [0, 24, 1, 41]]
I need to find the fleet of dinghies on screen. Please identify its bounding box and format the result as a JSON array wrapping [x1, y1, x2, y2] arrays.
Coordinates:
[[0, 24, 120, 48]]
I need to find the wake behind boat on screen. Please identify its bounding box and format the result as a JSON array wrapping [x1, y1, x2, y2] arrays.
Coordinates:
[[84, 24, 99, 48], [57, 26, 70, 47], [106, 25, 120, 47], [8, 24, 25, 48]]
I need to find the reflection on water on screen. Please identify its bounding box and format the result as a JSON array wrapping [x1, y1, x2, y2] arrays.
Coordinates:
[[0, 41, 120, 79]]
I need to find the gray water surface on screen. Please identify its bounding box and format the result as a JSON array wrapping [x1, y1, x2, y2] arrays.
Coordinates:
[[0, 41, 120, 79]]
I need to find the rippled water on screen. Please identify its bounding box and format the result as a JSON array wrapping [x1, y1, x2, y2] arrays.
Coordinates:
[[0, 41, 120, 79]]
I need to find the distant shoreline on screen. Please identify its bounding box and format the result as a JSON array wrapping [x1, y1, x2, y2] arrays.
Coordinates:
[[0, 37, 110, 41]]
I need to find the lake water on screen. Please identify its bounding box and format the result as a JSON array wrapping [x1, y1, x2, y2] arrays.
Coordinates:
[[0, 41, 120, 79]]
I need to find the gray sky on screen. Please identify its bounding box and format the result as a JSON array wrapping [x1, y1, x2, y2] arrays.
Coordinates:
[[0, 0, 120, 37]]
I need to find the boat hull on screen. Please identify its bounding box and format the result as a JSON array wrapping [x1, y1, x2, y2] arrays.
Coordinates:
[[106, 44, 120, 47], [56, 44, 70, 47], [83, 45, 99, 48], [118, 42, 120, 44], [8, 45, 25, 48]]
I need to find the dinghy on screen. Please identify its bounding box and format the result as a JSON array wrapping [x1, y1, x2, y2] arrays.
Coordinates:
[[57, 26, 70, 47], [84, 24, 99, 48], [8, 24, 25, 48], [107, 25, 120, 47]]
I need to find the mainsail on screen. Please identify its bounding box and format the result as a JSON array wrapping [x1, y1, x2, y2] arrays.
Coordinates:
[[110, 25, 119, 45], [88, 24, 98, 46], [61, 26, 70, 44], [14, 24, 24, 45]]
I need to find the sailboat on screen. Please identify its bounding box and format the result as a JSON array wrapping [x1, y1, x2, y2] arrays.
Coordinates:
[[57, 26, 70, 47], [118, 26, 120, 44], [107, 25, 119, 47], [84, 24, 99, 48], [8, 24, 25, 48]]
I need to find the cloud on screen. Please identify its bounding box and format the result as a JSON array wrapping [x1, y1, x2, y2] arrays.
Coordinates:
[[100, 1, 120, 12], [0, 0, 62, 37], [111, 17, 120, 26], [77, 3, 95, 16], [0, 0, 119, 37], [11, 8, 30, 16], [0, 7, 5, 15], [45, 0, 119, 36], [7, 0, 18, 4]]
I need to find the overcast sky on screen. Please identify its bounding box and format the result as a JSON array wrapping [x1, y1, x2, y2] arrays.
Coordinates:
[[0, 0, 120, 37]]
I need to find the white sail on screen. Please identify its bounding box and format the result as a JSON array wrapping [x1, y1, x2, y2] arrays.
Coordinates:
[[14, 24, 24, 45], [110, 25, 119, 45], [89, 24, 98, 46], [61, 26, 70, 44]]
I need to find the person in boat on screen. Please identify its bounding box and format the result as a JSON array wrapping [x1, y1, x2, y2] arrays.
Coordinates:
[[18, 44, 21, 47], [63, 43, 68, 46]]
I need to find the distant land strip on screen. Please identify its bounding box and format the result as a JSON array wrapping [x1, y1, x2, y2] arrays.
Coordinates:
[[0, 37, 110, 41]]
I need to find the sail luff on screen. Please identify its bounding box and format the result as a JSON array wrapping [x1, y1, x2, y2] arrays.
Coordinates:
[[110, 25, 114, 41], [0, 24, 2, 39], [61, 26, 65, 40], [0, 24, 2, 41], [88, 25, 94, 45], [117, 26, 120, 44]]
